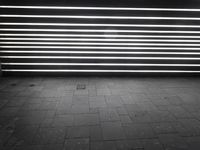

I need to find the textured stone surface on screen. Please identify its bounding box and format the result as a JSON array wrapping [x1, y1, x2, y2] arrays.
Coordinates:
[[1, 77, 200, 150]]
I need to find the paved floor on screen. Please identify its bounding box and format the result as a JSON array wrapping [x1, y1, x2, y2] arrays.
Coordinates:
[[1, 77, 200, 150]]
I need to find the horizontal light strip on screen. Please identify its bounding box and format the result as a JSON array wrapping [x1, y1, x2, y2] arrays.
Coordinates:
[[0, 5, 198, 12], [1, 6, 200, 12], [2, 34, 200, 39], [1, 56, 200, 60], [2, 42, 200, 46], [3, 15, 200, 20], [3, 46, 200, 50], [3, 63, 200, 66], [2, 50, 200, 55], [2, 22, 200, 28], [1, 28, 200, 34], [2, 69, 200, 73], [2, 38, 200, 43]]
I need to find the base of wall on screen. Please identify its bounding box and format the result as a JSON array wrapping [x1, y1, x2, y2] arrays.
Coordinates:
[[2, 71, 200, 77], [0, 63, 2, 77]]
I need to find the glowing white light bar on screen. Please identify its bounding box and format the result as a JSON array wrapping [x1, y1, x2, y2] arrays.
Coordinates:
[[2, 38, 200, 43], [2, 46, 200, 50], [1, 5, 200, 12], [1, 28, 200, 34], [1, 22, 200, 28], [2, 69, 200, 73], [2, 15, 200, 20], [2, 41, 200, 46], [1, 50, 200, 55], [2, 34, 200, 39], [3, 63, 200, 67], [1, 56, 200, 60]]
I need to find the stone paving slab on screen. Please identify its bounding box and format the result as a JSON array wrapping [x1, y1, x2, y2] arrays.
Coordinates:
[[1, 77, 200, 150]]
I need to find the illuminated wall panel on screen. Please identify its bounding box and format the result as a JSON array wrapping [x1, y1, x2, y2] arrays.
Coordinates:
[[0, 5, 200, 74]]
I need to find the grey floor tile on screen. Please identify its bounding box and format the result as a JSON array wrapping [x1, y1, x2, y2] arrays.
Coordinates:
[[63, 138, 89, 150], [74, 114, 100, 126], [70, 105, 90, 114], [123, 123, 156, 139], [142, 139, 164, 150], [151, 122, 177, 134], [102, 122, 125, 140], [1, 77, 200, 150], [158, 134, 189, 150], [89, 125, 103, 141], [52, 115, 74, 127], [99, 108, 120, 122], [67, 126, 90, 138]]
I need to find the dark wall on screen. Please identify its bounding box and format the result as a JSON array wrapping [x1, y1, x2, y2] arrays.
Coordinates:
[[0, 0, 200, 8], [1, 0, 200, 76]]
